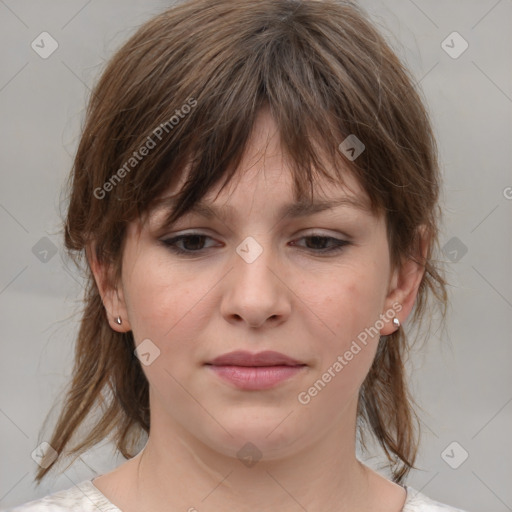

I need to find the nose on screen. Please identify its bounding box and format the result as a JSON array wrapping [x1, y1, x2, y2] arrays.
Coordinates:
[[220, 236, 291, 329]]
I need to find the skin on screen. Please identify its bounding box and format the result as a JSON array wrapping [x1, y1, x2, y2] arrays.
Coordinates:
[[88, 108, 427, 512]]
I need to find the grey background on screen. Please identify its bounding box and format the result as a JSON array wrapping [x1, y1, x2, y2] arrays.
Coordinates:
[[0, 1, 511, 510]]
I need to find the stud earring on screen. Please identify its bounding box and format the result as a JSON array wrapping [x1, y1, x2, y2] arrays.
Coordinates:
[[115, 316, 122, 325], [392, 317, 400, 329]]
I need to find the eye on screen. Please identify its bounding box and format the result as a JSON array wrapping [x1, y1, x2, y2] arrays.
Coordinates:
[[160, 232, 351, 256], [290, 233, 351, 254], [160, 233, 217, 255]]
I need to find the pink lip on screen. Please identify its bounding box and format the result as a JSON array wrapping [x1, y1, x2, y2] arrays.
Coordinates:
[[206, 350, 307, 390]]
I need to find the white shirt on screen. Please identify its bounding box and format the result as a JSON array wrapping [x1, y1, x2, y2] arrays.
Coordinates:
[[2, 479, 469, 511]]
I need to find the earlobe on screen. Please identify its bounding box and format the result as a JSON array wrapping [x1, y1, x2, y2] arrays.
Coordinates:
[[86, 242, 132, 333]]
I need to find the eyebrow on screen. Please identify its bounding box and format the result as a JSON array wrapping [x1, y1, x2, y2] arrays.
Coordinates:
[[153, 195, 371, 223]]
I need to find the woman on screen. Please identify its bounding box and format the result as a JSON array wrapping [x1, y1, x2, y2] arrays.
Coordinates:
[[5, 0, 468, 510]]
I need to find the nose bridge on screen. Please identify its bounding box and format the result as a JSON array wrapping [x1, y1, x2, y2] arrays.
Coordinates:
[[221, 233, 290, 327], [236, 234, 267, 266], [233, 234, 279, 291]]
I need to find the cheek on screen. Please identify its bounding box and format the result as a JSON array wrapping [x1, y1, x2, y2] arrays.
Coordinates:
[[122, 261, 219, 414], [124, 256, 218, 358], [319, 263, 385, 342], [307, 263, 386, 395], [117, 233, 204, 417]]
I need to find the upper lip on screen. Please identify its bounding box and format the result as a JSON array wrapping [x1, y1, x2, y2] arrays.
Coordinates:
[[206, 350, 305, 367]]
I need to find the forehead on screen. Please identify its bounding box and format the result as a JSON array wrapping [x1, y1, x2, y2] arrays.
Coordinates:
[[147, 108, 375, 226], [147, 170, 373, 235]]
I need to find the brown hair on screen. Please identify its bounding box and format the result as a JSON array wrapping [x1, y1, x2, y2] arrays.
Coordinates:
[[36, 0, 447, 485]]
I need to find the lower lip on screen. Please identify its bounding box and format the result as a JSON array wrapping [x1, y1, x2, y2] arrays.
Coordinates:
[[206, 365, 306, 390]]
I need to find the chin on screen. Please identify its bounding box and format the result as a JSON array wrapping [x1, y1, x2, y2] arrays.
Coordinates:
[[199, 412, 305, 461]]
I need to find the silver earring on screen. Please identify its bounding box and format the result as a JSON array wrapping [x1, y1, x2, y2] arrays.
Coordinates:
[[392, 317, 400, 328], [115, 316, 122, 325]]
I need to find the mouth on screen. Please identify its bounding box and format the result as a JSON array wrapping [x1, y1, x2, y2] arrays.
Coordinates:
[[205, 350, 307, 390]]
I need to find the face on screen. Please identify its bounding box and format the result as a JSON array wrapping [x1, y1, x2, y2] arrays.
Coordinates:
[[91, 109, 423, 462]]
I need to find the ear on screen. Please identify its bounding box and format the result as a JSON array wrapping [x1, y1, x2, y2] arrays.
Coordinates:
[[86, 242, 132, 333], [380, 225, 429, 336]]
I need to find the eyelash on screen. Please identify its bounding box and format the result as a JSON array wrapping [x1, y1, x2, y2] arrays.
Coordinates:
[[160, 232, 351, 256]]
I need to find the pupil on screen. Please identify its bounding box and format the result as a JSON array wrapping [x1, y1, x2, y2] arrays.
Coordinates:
[[309, 236, 326, 249], [185, 235, 204, 250]]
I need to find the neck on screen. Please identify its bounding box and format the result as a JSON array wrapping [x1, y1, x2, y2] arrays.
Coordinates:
[[131, 400, 376, 512]]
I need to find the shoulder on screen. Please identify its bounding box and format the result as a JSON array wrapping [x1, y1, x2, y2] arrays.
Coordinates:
[[2, 480, 121, 512], [403, 487, 469, 512]]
